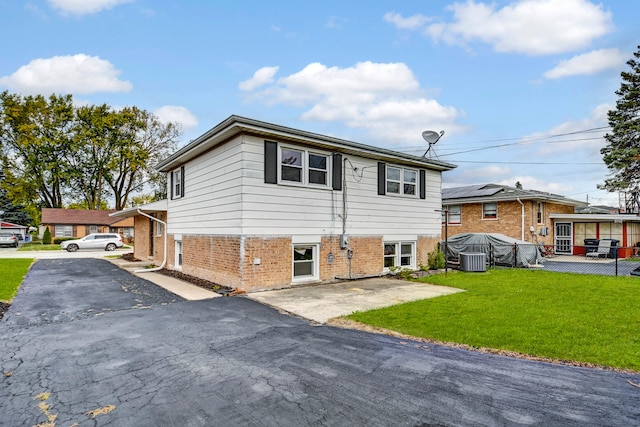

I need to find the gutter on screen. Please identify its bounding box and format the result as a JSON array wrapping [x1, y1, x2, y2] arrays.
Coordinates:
[[134, 209, 167, 273], [517, 198, 525, 241]]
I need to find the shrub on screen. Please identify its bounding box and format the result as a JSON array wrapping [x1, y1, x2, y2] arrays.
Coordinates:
[[42, 227, 52, 245], [427, 247, 445, 270], [53, 237, 75, 245]]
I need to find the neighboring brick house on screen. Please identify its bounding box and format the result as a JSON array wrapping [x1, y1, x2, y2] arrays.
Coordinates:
[[441, 184, 587, 246], [40, 208, 134, 241], [112, 115, 456, 291]]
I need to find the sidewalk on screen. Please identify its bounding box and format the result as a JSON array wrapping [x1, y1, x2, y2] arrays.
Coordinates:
[[107, 258, 220, 301]]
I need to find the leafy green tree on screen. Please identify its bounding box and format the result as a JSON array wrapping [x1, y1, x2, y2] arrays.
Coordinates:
[[103, 107, 179, 210], [0, 92, 74, 209], [0, 92, 181, 212], [600, 45, 640, 210]]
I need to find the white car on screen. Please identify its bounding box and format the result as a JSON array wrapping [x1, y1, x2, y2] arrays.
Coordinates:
[[60, 233, 124, 252]]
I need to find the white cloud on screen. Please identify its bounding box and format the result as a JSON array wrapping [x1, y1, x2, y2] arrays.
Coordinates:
[[239, 66, 279, 91], [47, 0, 133, 15], [383, 11, 431, 30], [154, 106, 198, 130], [0, 54, 132, 95], [426, 0, 613, 55], [543, 48, 628, 79], [241, 61, 465, 145]]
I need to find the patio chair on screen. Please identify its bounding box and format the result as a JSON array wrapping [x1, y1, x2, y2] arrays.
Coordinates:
[[585, 239, 612, 258]]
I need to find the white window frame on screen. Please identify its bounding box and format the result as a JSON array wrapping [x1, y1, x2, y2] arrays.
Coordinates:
[[55, 225, 73, 237], [292, 244, 319, 281], [386, 166, 418, 197], [483, 202, 497, 219], [537, 202, 544, 224], [443, 205, 461, 224], [175, 240, 183, 270], [383, 241, 416, 270], [155, 213, 163, 237], [279, 146, 331, 188], [172, 168, 182, 199]]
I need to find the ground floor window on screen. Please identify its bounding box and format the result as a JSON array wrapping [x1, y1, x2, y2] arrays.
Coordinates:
[[175, 240, 183, 268], [384, 242, 415, 269], [293, 244, 318, 280], [55, 225, 73, 237]]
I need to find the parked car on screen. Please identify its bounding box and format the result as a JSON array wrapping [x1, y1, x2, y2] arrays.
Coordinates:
[[0, 232, 19, 248], [60, 233, 124, 252]]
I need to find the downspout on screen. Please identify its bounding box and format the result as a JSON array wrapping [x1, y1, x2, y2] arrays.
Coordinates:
[[517, 198, 525, 241], [134, 209, 167, 273]]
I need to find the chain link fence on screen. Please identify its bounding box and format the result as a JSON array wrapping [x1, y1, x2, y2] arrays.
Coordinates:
[[444, 242, 640, 277]]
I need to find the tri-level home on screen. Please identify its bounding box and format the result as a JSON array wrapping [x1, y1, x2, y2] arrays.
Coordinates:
[[113, 115, 456, 291]]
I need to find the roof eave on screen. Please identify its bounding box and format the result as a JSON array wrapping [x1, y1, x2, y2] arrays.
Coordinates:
[[156, 115, 457, 173]]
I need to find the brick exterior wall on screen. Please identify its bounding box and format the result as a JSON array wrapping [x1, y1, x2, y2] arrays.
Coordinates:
[[153, 232, 440, 292], [417, 235, 441, 267], [133, 216, 150, 261], [443, 200, 576, 245]]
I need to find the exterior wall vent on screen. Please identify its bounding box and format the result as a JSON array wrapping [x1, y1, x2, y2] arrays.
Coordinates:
[[459, 252, 486, 272]]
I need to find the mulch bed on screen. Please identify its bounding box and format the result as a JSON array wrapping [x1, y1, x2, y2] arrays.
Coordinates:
[[157, 269, 233, 294], [120, 253, 232, 294]]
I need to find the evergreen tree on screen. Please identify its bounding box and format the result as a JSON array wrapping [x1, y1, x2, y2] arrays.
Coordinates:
[[0, 169, 32, 225], [600, 45, 640, 211]]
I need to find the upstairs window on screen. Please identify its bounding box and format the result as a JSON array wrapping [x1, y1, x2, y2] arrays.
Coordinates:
[[386, 166, 417, 196], [171, 166, 185, 199], [483, 202, 497, 219], [280, 146, 330, 187], [443, 205, 461, 224]]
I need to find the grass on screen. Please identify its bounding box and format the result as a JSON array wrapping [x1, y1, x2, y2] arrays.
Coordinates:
[[347, 269, 640, 371], [18, 242, 61, 251], [0, 258, 34, 302]]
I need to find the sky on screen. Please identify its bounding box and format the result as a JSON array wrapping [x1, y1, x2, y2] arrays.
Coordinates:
[[1, 0, 638, 207]]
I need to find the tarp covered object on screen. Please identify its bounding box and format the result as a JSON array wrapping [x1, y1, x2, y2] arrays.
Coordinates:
[[444, 233, 544, 268]]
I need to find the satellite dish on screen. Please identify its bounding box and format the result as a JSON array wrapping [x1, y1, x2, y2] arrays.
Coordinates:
[[422, 130, 443, 144], [422, 130, 445, 158]]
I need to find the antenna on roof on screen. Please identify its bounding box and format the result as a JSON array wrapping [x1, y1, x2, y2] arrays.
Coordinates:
[[422, 130, 445, 159]]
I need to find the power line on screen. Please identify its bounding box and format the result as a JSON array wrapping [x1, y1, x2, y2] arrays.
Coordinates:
[[453, 160, 603, 165]]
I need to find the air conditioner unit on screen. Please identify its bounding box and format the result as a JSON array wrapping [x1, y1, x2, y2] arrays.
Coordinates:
[[539, 227, 549, 236], [460, 252, 486, 272]]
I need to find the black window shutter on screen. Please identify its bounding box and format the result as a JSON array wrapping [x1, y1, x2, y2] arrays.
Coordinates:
[[264, 141, 278, 184], [420, 169, 426, 199], [377, 162, 386, 195], [180, 166, 185, 197], [170, 171, 174, 199], [332, 153, 342, 191]]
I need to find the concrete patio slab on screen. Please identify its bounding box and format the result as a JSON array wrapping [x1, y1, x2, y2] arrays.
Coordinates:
[[247, 277, 463, 323]]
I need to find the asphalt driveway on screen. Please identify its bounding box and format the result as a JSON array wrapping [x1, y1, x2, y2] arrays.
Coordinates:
[[1, 259, 639, 426]]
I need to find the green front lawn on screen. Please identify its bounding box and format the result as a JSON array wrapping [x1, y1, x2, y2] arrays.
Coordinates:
[[0, 258, 34, 301], [347, 269, 640, 371], [18, 243, 61, 251]]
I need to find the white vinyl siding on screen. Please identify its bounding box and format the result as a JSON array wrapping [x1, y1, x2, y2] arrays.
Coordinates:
[[167, 135, 444, 240]]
